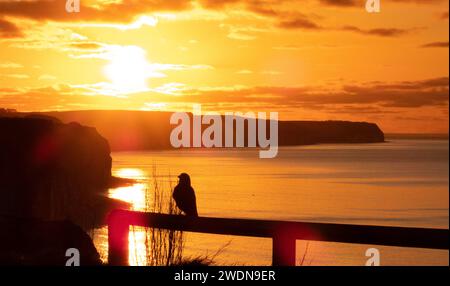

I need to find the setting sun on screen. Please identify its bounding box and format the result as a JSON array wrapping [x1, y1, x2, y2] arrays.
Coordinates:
[[103, 46, 161, 94]]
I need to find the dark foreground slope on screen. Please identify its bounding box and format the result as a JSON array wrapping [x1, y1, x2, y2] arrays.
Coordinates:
[[34, 110, 384, 151], [0, 217, 102, 265]]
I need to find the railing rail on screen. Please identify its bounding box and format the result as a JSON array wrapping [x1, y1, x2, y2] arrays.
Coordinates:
[[107, 210, 449, 266]]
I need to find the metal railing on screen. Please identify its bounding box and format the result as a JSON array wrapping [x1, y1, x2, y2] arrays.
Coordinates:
[[107, 209, 449, 266]]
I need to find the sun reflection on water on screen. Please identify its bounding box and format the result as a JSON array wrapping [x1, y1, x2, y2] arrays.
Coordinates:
[[115, 168, 147, 180], [109, 183, 147, 211], [109, 168, 150, 265]]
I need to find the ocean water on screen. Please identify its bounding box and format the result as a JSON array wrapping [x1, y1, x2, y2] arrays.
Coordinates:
[[94, 139, 449, 266]]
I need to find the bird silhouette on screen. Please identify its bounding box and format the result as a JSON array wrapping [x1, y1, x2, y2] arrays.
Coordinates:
[[173, 173, 198, 217]]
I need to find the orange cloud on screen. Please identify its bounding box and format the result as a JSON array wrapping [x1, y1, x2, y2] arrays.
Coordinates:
[[0, 0, 435, 37], [421, 41, 449, 48], [0, 17, 22, 38], [1, 77, 447, 110], [341, 26, 413, 37], [176, 77, 449, 108], [0, 0, 192, 23]]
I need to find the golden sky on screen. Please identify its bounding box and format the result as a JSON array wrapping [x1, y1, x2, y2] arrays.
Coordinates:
[[0, 0, 448, 133]]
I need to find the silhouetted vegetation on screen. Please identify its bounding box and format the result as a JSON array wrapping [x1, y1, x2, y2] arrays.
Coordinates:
[[129, 168, 184, 266]]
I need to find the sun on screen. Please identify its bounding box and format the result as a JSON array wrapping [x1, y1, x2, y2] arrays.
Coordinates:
[[103, 46, 162, 94]]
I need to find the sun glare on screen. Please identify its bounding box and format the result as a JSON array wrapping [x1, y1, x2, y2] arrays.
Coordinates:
[[109, 168, 147, 210], [103, 46, 162, 94], [115, 168, 146, 179]]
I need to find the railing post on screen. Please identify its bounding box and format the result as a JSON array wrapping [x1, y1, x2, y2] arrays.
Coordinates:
[[272, 234, 296, 266], [108, 210, 129, 266]]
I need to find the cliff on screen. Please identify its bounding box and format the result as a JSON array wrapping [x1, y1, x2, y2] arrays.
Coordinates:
[[278, 121, 384, 145], [0, 116, 117, 226], [37, 110, 384, 150]]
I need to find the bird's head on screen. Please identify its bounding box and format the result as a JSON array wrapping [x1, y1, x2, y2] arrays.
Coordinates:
[[178, 173, 191, 186]]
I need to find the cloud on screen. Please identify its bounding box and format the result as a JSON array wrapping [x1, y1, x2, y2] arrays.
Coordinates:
[[0, 78, 448, 118], [318, 0, 446, 7], [0, 0, 429, 40], [0, 84, 95, 111], [390, 0, 446, 3], [277, 16, 322, 30], [322, 105, 398, 115], [38, 74, 57, 81], [0, 61, 23, 69], [341, 26, 412, 37], [198, 0, 242, 9], [69, 42, 104, 50], [0, 0, 192, 23], [75, 15, 159, 30], [1, 73, 30, 79], [318, 0, 357, 7], [199, 0, 448, 14], [4, 24, 105, 53], [0, 17, 22, 38], [273, 44, 341, 50], [220, 23, 270, 40], [175, 77, 449, 108], [200, 0, 439, 36], [274, 19, 412, 37], [421, 41, 449, 48], [208, 1, 325, 32]]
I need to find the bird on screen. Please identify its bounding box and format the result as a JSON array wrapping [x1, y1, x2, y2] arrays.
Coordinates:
[[173, 173, 198, 217]]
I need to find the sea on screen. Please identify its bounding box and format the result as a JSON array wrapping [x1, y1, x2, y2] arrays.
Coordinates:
[[93, 139, 449, 266]]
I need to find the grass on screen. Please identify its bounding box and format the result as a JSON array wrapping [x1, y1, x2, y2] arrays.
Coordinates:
[[298, 242, 313, 266], [129, 167, 184, 266]]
